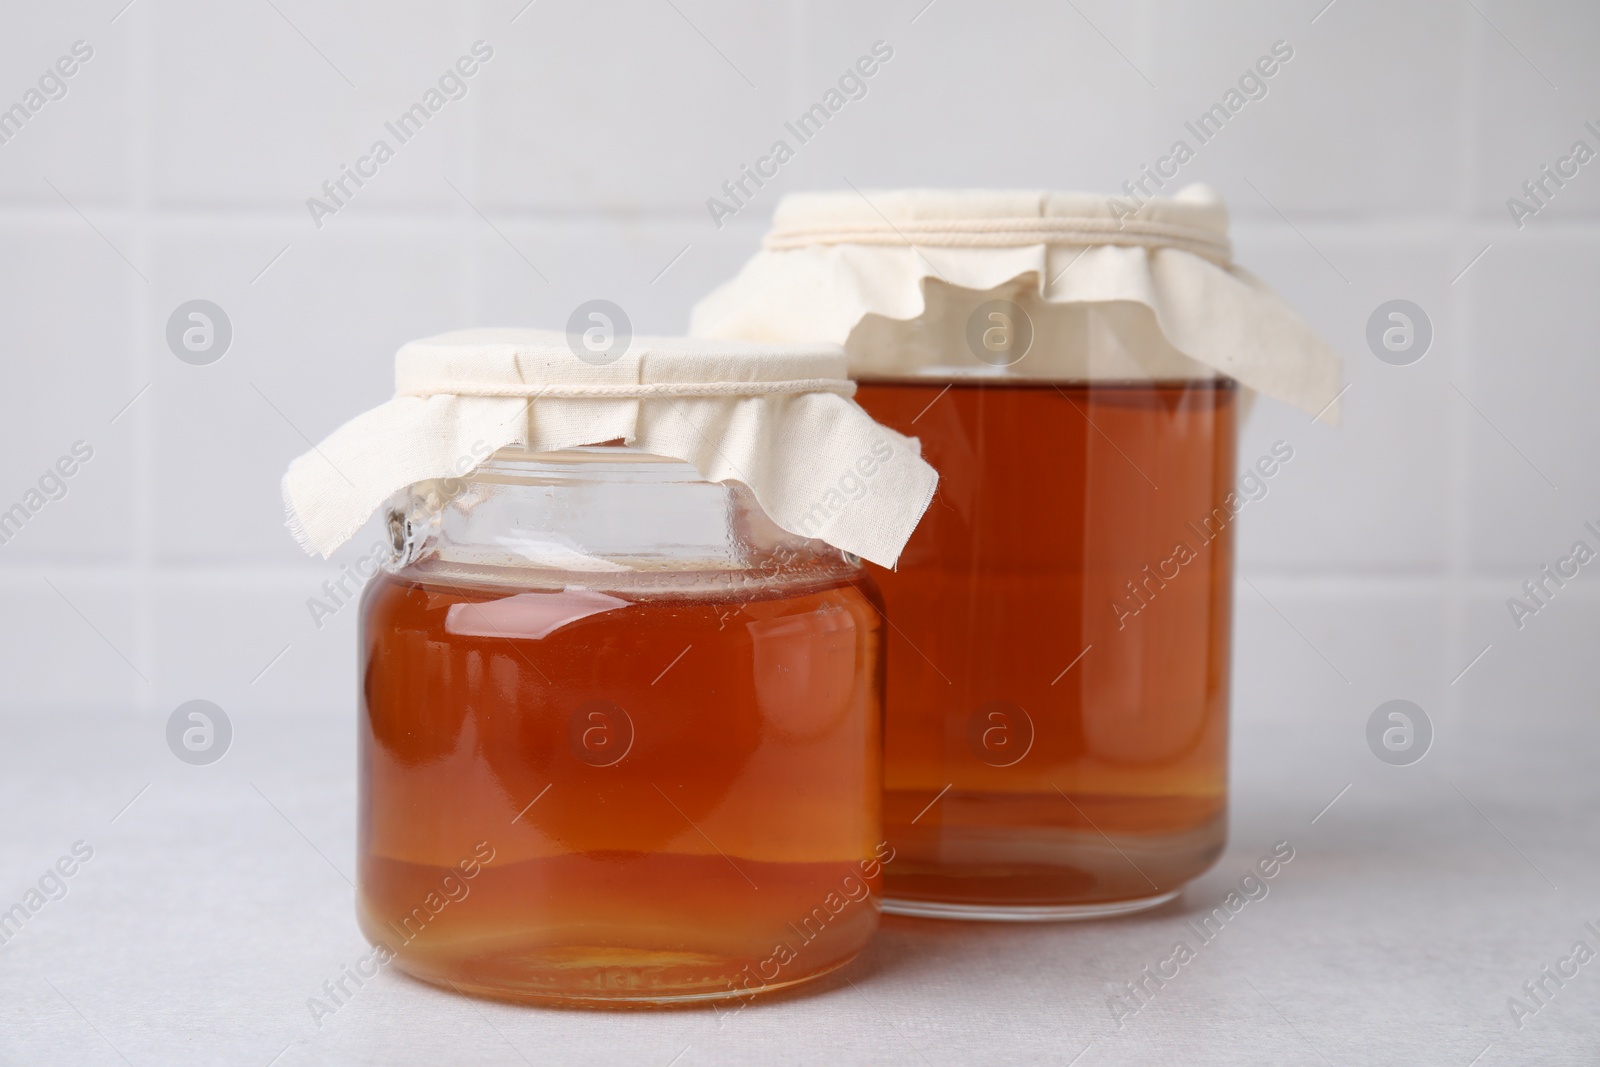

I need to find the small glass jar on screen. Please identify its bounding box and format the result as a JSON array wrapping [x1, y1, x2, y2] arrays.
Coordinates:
[[356, 447, 887, 1005]]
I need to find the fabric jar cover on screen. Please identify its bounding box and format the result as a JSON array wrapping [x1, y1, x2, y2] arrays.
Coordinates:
[[689, 184, 1343, 420], [280, 328, 939, 569]]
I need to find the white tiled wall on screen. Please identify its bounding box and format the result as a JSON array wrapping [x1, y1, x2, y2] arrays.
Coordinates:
[[1, 0, 1595, 747]]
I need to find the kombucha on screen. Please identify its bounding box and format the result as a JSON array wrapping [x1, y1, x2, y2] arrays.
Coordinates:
[[854, 379, 1236, 916], [358, 564, 886, 1004]]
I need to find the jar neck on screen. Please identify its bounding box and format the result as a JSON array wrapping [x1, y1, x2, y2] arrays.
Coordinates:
[[387, 447, 859, 590]]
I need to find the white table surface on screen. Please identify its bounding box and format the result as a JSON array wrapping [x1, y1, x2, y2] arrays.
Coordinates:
[[2, 707, 1595, 1067]]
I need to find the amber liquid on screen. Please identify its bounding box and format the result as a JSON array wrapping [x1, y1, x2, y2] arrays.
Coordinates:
[[358, 567, 885, 1004], [854, 380, 1235, 910]]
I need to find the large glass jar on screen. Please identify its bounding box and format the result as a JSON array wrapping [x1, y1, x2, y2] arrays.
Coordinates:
[[356, 447, 887, 1004], [692, 187, 1340, 919], [855, 367, 1235, 918]]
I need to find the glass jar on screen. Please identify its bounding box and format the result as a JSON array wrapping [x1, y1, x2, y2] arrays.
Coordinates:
[[356, 447, 888, 1005], [692, 187, 1340, 919], [854, 357, 1235, 918]]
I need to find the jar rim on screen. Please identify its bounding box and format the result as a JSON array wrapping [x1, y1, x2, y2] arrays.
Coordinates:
[[483, 444, 686, 466]]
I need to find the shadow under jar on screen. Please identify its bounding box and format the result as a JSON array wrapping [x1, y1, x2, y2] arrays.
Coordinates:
[[357, 448, 887, 1005], [855, 377, 1235, 919]]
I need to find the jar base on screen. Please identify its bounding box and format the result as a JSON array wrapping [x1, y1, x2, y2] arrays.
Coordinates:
[[881, 889, 1181, 922], [391, 951, 860, 1011]]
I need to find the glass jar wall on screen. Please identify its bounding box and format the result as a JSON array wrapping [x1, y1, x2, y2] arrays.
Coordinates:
[[357, 448, 887, 1004], [855, 377, 1236, 919]]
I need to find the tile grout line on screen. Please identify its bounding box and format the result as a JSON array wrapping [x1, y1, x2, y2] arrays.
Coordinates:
[[130, 1, 156, 715], [1442, 3, 1486, 755], [8, 206, 1600, 242], [462, 0, 484, 329]]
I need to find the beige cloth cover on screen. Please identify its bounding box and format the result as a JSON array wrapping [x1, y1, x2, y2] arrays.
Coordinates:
[[280, 329, 938, 569], [689, 185, 1342, 418]]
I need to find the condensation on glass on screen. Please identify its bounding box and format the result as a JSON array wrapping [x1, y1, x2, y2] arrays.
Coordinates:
[[357, 448, 888, 1005]]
